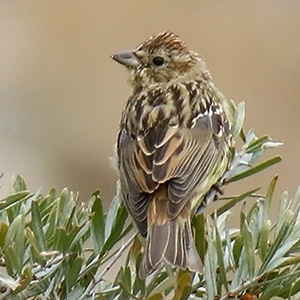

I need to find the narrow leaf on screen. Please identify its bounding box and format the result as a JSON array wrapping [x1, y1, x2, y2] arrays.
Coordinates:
[[259, 285, 283, 300], [91, 192, 105, 254], [227, 156, 282, 183], [66, 257, 83, 290], [148, 294, 164, 300], [192, 213, 206, 262], [11, 175, 27, 193], [4, 214, 25, 275], [31, 199, 46, 251], [204, 217, 218, 299], [232, 235, 243, 266], [0, 223, 8, 247], [245, 135, 269, 153], [291, 278, 300, 296], [259, 219, 272, 260], [242, 221, 255, 278], [0, 191, 30, 211], [105, 196, 119, 240], [173, 270, 193, 300], [215, 187, 261, 217], [232, 101, 245, 137], [215, 225, 229, 292], [263, 175, 278, 222]]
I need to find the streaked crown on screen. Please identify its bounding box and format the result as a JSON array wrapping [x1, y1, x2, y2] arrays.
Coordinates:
[[112, 31, 210, 88]]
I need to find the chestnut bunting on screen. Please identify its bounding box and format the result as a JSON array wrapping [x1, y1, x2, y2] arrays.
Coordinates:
[[112, 31, 231, 278]]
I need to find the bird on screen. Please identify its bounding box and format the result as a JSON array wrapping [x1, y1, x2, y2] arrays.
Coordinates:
[[111, 31, 232, 279]]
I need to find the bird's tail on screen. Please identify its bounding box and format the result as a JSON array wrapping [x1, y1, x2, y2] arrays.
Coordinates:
[[139, 195, 202, 279]]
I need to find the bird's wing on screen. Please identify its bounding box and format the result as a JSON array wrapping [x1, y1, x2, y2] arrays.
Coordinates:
[[117, 128, 158, 235], [159, 112, 228, 218], [117, 107, 229, 234]]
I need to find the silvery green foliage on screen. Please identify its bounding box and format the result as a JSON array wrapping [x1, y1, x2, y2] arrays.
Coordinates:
[[1, 101, 299, 300]]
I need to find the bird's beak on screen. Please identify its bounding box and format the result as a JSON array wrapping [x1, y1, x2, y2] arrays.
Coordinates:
[[111, 50, 140, 68]]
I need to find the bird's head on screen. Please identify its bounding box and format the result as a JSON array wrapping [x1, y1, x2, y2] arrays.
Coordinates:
[[111, 31, 210, 89]]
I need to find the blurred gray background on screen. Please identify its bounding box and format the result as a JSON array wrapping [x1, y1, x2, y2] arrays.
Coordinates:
[[0, 1, 300, 210]]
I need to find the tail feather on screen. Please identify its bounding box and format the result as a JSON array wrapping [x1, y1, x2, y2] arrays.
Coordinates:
[[146, 219, 170, 271], [165, 219, 185, 267], [139, 216, 202, 279]]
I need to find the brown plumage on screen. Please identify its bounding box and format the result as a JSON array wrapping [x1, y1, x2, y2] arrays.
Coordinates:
[[112, 31, 231, 278]]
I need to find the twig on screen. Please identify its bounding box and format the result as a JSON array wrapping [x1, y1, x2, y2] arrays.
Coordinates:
[[32, 252, 65, 277], [80, 232, 138, 299]]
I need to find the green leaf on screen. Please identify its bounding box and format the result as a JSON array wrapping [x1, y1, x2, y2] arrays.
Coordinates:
[[148, 293, 164, 300], [232, 101, 245, 137], [105, 196, 120, 240], [91, 192, 105, 254], [67, 223, 90, 252], [278, 255, 300, 269], [275, 191, 289, 238], [258, 219, 291, 275], [291, 278, 300, 296], [227, 155, 282, 183], [263, 175, 278, 222], [53, 227, 68, 252], [0, 191, 30, 211], [259, 219, 272, 260], [122, 266, 132, 295], [11, 175, 27, 193], [0, 222, 8, 247], [3, 245, 20, 276], [4, 214, 25, 275], [173, 270, 193, 300], [40, 187, 57, 216], [215, 225, 229, 293], [231, 247, 248, 290], [242, 220, 255, 278], [62, 224, 87, 253], [215, 187, 261, 217], [67, 287, 86, 300], [58, 188, 69, 224], [245, 135, 269, 153], [26, 227, 45, 266], [128, 236, 142, 268], [260, 285, 283, 300], [289, 184, 300, 211], [192, 213, 206, 262], [132, 251, 145, 296], [65, 205, 77, 231], [66, 257, 83, 290], [31, 198, 46, 251], [101, 203, 129, 255], [44, 204, 59, 243], [204, 216, 218, 299], [232, 235, 243, 266], [147, 272, 171, 297]]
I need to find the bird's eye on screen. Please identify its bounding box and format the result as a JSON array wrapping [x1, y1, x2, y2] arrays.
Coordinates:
[[152, 56, 165, 66]]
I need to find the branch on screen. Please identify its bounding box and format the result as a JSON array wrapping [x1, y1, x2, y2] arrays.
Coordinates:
[[81, 232, 138, 298]]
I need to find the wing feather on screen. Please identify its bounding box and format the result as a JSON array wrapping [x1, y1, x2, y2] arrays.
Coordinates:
[[118, 107, 228, 234]]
